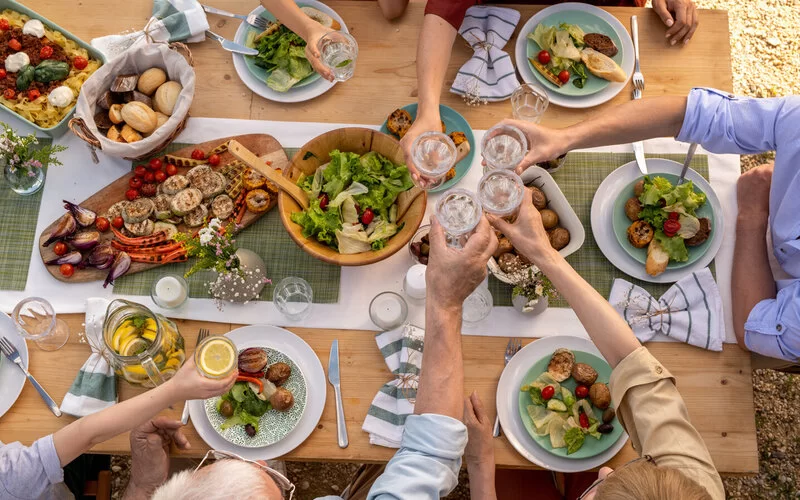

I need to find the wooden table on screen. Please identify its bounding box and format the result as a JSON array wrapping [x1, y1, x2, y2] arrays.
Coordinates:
[[5, 0, 755, 474]]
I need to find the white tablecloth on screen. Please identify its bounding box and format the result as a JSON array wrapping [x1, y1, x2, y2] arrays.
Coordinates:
[[0, 116, 740, 343]]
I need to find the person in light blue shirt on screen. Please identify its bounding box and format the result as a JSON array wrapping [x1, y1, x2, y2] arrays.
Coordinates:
[[500, 87, 800, 368], [129, 215, 499, 500]]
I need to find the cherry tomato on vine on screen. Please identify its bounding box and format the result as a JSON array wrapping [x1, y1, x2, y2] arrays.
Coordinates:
[[129, 177, 142, 190], [154, 170, 167, 183], [165, 163, 178, 176], [148, 158, 163, 171], [134, 165, 147, 178], [125, 188, 140, 201]]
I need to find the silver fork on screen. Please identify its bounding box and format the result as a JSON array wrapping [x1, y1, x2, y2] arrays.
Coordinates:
[[493, 338, 522, 437], [0, 336, 61, 417], [201, 4, 269, 30], [180, 328, 210, 425], [631, 16, 644, 94]]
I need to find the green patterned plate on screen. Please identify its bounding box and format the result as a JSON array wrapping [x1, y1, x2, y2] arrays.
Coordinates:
[[204, 347, 307, 448]]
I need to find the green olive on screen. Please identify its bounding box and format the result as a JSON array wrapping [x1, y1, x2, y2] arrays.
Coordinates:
[[220, 400, 234, 418]]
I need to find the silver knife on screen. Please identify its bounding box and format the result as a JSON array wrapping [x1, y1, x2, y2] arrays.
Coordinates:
[[632, 141, 648, 175], [205, 30, 258, 56], [328, 340, 348, 448], [677, 143, 699, 185]]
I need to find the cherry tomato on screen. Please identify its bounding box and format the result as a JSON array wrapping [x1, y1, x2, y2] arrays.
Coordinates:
[[663, 219, 681, 238], [148, 158, 163, 171], [129, 177, 142, 190], [541, 385, 555, 401], [575, 385, 589, 399], [39, 45, 53, 59], [0, 69, 6, 79], [537, 50, 551, 65], [165, 163, 178, 176], [558, 70, 570, 84], [3, 88, 15, 100], [143, 172, 155, 184], [191, 148, 205, 160], [59, 263, 75, 278], [668, 211, 679, 221], [361, 208, 375, 225], [208, 153, 221, 166], [579, 412, 590, 429], [53, 241, 68, 256], [8, 38, 21, 52], [319, 193, 329, 210], [95, 217, 110, 232], [125, 188, 140, 201], [112, 216, 124, 229], [27, 89, 40, 101], [154, 170, 167, 183], [141, 183, 157, 197], [0, 19, 10, 31], [72, 56, 88, 70], [134, 165, 147, 178]]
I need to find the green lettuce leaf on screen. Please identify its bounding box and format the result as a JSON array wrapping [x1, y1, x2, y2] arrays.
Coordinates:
[[560, 23, 585, 46], [290, 197, 342, 247], [639, 205, 667, 229], [662, 181, 706, 211], [655, 231, 689, 262], [253, 26, 314, 92], [564, 426, 585, 454], [639, 176, 674, 206], [528, 24, 557, 52]]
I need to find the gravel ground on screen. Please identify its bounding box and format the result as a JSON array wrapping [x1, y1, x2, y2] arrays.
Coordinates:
[[109, 1, 799, 498]]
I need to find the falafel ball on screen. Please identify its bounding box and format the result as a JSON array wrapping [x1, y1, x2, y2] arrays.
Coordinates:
[[549, 227, 570, 250], [531, 186, 548, 210], [498, 252, 524, 273], [589, 383, 611, 409], [624, 197, 643, 222], [571, 363, 599, 386], [266, 362, 292, 386], [540, 209, 559, 229], [633, 179, 645, 197], [270, 387, 295, 411]]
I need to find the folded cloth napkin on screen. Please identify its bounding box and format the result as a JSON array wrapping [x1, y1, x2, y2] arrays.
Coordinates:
[[60, 298, 117, 417], [362, 324, 425, 448], [450, 6, 521, 103], [608, 268, 724, 351], [91, 0, 209, 60]]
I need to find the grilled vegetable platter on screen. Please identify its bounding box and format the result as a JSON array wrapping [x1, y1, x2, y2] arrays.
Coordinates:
[[38, 134, 288, 283]]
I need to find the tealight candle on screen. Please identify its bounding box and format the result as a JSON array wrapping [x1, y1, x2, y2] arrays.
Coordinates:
[[404, 264, 427, 300], [151, 275, 188, 309], [369, 292, 408, 330]]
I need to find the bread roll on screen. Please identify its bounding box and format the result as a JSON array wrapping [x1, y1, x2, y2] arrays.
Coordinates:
[[646, 239, 669, 277], [580, 48, 626, 83]]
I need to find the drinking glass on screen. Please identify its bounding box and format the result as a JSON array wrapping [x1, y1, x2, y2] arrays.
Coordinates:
[[369, 292, 408, 330], [317, 31, 358, 82], [12, 297, 69, 351], [273, 277, 313, 321], [511, 83, 549, 123], [434, 188, 482, 248], [478, 169, 525, 219], [411, 132, 457, 190], [481, 124, 528, 171], [462, 287, 493, 323]]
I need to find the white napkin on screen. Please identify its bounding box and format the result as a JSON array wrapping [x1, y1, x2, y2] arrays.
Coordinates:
[[608, 268, 725, 351], [60, 298, 117, 417], [450, 6, 521, 102], [361, 324, 424, 448]]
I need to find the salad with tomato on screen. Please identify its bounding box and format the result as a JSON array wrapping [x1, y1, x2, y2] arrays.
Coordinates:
[[528, 22, 590, 88]]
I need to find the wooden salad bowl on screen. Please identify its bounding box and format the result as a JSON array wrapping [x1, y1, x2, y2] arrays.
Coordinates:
[[278, 128, 427, 266]]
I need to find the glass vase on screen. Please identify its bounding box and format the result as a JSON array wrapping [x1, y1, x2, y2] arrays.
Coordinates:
[[4, 162, 44, 195]]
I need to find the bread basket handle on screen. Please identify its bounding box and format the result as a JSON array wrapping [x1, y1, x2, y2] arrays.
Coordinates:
[[168, 41, 194, 67], [68, 117, 101, 164]]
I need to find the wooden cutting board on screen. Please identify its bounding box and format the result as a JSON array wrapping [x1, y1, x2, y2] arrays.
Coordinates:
[[38, 134, 289, 283]]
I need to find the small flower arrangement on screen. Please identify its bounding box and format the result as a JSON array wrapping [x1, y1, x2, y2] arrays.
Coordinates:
[[173, 218, 240, 278], [1, 123, 66, 194], [510, 265, 557, 312]]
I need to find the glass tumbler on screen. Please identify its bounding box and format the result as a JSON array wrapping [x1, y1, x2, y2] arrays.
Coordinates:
[[462, 287, 494, 323], [12, 297, 69, 351], [478, 169, 525, 219], [511, 83, 549, 123], [273, 277, 314, 321], [481, 124, 528, 171], [318, 31, 358, 82], [434, 188, 482, 248], [411, 132, 457, 190]]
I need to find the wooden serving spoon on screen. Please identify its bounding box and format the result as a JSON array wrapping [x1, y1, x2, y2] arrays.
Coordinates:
[[228, 139, 310, 210]]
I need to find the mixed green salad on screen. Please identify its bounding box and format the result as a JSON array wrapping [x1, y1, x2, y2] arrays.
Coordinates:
[[291, 150, 413, 254], [217, 381, 271, 433], [247, 26, 314, 92], [528, 23, 590, 88]]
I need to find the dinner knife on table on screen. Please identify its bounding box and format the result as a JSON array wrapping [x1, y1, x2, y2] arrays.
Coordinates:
[[328, 340, 349, 448], [205, 30, 258, 56]]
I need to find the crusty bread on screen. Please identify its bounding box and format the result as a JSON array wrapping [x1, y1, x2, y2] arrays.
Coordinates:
[[301, 6, 341, 30], [387, 109, 413, 138], [646, 239, 670, 277], [584, 33, 618, 58], [581, 48, 627, 83]]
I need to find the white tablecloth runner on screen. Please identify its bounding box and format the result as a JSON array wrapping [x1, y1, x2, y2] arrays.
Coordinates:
[[0, 116, 740, 343]]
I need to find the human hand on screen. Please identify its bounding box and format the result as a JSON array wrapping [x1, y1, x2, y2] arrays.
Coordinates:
[[736, 163, 772, 223], [127, 417, 190, 498], [486, 188, 556, 266], [303, 23, 335, 81], [399, 110, 444, 188], [464, 391, 495, 467], [486, 119, 568, 175], [426, 215, 498, 309], [167, 355, 237, 401], [653, 0, 699, 46]]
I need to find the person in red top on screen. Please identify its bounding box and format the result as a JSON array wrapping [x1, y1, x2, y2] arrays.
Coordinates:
[[401, 0, 699, 186]]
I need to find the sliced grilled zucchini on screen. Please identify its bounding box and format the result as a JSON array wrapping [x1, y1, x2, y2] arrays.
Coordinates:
[[124, 219, 154, 237], [186, 165, 212, 186], [183, 204, 208, 227], [161, 174, 190, 195], [153, 194, 173, 220], [105, 200, 130, 220], [153, 221, 178, 240], [170, 188, 203, 216], [211, 194, 234, 220], [122, 198, 155, 224]]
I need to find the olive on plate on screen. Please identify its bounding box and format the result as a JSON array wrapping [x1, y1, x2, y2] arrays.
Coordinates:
[[219, 400, 234, 418]]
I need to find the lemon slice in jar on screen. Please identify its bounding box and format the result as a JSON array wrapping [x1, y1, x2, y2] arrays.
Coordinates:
[[120, 337, 150, 357], [196, 337, 237, 378]]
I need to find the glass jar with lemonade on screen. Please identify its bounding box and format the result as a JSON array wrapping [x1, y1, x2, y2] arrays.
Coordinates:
[[102, 299, 186, 387]]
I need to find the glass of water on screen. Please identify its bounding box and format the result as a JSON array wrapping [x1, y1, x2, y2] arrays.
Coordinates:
[[435, 188, 482, 248], [481, 124, 528, 171], [273, 277, 313, 321], [462, 287, 493, 323], [478, 169, 525, 219], [411, 132, 457, 190], [12, 297, 70, 351], [511, 83, 549, 123], [318, 31, 358, 82]]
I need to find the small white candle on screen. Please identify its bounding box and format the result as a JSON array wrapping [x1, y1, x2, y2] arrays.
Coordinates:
[[404, 264, 427, 300], [155, 276, 187, 308]]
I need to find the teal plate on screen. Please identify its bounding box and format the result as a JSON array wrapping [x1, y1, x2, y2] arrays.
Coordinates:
[[242, 6, 321, 90], [380, 103, 475, 193], [612, 174, 715, 270], [526, 10, 623, 97], [517, 350, 622, 459]]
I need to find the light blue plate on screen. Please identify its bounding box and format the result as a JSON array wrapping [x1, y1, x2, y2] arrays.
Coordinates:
[[526, 10, 623, 97], [380, 104, 475, 193]]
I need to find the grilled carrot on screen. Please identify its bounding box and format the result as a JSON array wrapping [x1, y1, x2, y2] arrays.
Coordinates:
[[111, 227, 168, 246], [111, 239, 175, 252], [128, 248, 187, 264]]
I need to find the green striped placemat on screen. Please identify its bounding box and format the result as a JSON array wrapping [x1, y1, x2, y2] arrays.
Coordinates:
[[489, 152, 713, 307], [112, 144, 341, 303], [0, 138, 51, 291]]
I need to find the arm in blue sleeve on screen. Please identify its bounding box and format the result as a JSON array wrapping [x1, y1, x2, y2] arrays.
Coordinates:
[[0, 435, 65, 499], [744, 279, 800, 363], [367, 414, 467, 500], [676, 88, 800, 156]]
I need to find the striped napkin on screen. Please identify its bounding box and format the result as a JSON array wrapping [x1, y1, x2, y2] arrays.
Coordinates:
[[608, 268, 724, 351], [450, 6, 521, 103], [60, 298, 118, 417], [362, 324, 424, 448]]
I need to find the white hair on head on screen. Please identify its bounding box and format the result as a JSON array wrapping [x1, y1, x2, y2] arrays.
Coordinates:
[[151, 459, 283, 500]]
